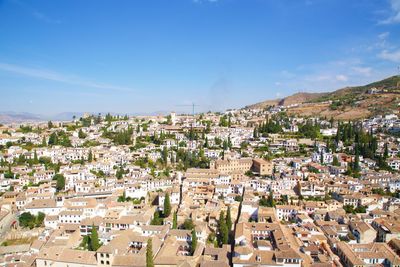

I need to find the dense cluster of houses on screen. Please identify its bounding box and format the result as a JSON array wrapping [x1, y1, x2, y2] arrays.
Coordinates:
[[1, 109, 400, 267]]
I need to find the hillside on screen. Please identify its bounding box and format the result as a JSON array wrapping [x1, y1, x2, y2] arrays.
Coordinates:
[[310, 75, 400, 103], [246, 92, 327, 109], [246, 76, 400, 120], [0, 112, 42, 124]]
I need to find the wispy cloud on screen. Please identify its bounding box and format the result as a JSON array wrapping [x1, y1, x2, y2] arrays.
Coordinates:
[[369, 30, 400, 63], [335, 74, 348, 82], [193, 0, 219, 3], [378, 32, 390, 40], [274, 58, 394, 93], [0, 62, 134, 92], [11, 0, 62, 24], [352, 66, 372, 77], [32, 11, 61, 24], [378, 49, 400, 62], [380, 0, 400, 24]]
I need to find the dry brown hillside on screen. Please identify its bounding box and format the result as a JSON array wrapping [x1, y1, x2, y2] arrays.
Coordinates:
[[245, 76, 400, 120], [246, 92, 326, 109]]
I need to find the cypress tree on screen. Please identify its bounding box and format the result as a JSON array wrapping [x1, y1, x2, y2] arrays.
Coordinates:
[[172, 211, 177, 229], [33, 150, 39, 164], [48, 132, 58, 146], [163, 192, 171, 217], [88, 150, 93, 162], [267, 191, 275, 207], [204, 137, 209, 148], [223, 140, 228, 151], [56, 174, 65, 192], [41, 136, 47, 147], [90, 225, 100, 251], [384, 143, 389, 159], [218, 211, 228, 246], [333, 155, 339, 166], [146, 238, 154, 267], [320, 150, 324, 164], [354, 146, 360, 172], [151, 211, 162, 225], [226, 206, 232, 232], [191, 229, 197, 255]]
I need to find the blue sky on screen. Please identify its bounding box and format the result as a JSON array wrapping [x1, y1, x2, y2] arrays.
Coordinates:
[[0, 0, 400, 115]]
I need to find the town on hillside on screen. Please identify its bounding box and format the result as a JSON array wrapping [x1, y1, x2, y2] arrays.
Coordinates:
[[1, 107, 400, 267]]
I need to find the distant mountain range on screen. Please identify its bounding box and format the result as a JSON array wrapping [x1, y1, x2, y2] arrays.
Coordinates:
[[0, 112, 43, 124], [0, 110, 172, 124], [245, 75, 400, 120], [0, 111, 87, 124]]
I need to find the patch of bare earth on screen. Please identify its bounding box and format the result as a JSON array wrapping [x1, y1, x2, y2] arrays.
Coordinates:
[[287, 103, 371, 120]]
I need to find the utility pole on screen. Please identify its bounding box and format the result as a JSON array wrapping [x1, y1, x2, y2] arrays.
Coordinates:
[[175, 102, 201, 143], [175, 102, 199, 117]]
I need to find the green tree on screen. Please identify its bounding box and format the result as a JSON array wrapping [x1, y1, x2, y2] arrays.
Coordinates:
[[259, 197, 268, 207], [54, 174, 65, 192], [353, 147, 360, 172], [48, 132, 58, 145], [332, 155, 340, 166], [172, 211, 178, 229], [267, 191, 276, 207], [253, 126, 258, 139], [146, 238, 154, 267], [234, 195, 243, 202], [88, 150, 93, 162], [117, 192, 127, 202], [217, 211, 228, 246], [80, 235, 90, 250], [354, 205, 367, 213], [78, 129, 87, 139], [35, 212, 45, 227], [116, 168, 125, 179], [223, 140, 228, 151], [226, 206, 232, 232], [151, 211, 163, 225], [219, 115, 229, 127], [204, 137, 209, 148], [48, 121, 53, 129], [343, 205, 355, 214], [281, 195, 289, 204], [90, 225, 100, 251], [41, 136, 47, 147], [161, 147, 168, 165], [33, 150, 39, 164], [183, 219, 195, 230], [163, 192, 171, 218], [191, 229, 197, 255], [384, 143, 389, 159], [18, 212, 35, 229], [299, 122, 319, 139]]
